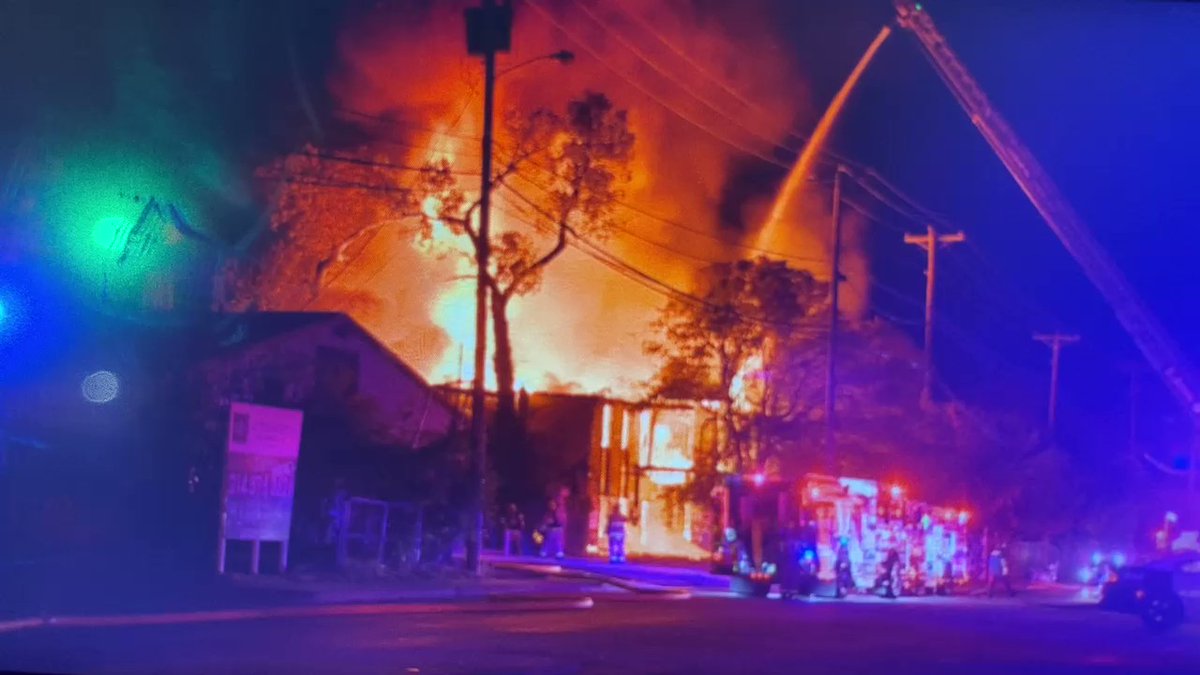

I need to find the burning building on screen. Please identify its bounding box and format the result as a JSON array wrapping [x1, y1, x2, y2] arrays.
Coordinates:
[[521, 393, 719, 559], [302, 0, 873, 398], [439, 386, 719, 558]]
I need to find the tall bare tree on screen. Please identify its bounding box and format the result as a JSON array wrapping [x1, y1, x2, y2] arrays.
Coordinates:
[[223, 91, 633, 501]]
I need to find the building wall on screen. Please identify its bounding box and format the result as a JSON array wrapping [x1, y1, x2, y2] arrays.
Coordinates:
[[521, 393, 598, 555], [523, 393, 717, 559], [197, 317, 456, 449]]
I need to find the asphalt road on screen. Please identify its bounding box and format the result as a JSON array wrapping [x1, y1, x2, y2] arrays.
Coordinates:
[[2, 594, 1198, 674]]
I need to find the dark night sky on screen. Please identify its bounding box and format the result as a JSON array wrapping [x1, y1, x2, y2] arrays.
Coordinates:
[[3, 0, 1198, 460], [780, 0, 1200, 458]]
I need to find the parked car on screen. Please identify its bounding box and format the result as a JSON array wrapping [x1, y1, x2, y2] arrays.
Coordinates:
[[1101, 552, 1200, 632]]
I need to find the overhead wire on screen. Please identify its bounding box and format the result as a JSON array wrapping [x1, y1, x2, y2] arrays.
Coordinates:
[[608, 0, 798, 144], [312, 27, 1045, 368], [564, 0, 796, 157], [521, 0, 1083, 393], [507, 171, 833, 268], [288, 132, 1029, 373], [497, 183, 828, 334], [290, 150, 480, 176], [520, 0, 825, 174]]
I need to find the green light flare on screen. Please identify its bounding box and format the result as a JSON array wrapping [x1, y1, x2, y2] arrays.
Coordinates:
[[92, 216, 131, 251], [35, 136, 207, 310]]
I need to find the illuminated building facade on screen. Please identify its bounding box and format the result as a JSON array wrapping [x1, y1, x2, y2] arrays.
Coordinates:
[[517, 393, 718, 559]]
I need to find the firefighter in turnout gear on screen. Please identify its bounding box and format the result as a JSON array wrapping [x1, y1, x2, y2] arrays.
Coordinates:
[[835, 536, 855, 598], [876, 547, 902, 599], [607, 504, 627, 564]]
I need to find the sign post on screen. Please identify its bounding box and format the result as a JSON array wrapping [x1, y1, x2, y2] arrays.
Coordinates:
[[217, 402, 303, 574]]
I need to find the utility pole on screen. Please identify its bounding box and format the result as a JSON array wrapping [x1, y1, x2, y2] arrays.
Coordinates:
[[903, 225, 965, 406], [824, 165, 846, 474], [1033, 332, 1080, 433], [464, 0, 511, 575]]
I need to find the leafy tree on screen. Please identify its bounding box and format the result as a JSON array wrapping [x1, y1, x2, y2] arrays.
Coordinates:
[[222, 92, 633, 507], [217, 147, 427, 311], [644, 257, 827, 475], [646, 263, 1064, 534], [483, 94, 633, 446]]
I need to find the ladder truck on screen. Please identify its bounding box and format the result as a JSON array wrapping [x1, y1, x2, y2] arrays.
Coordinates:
[[892, 2, 1200, 465]]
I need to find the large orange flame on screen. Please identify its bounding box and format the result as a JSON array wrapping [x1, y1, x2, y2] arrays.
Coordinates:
[[321, 1, 866, 396]]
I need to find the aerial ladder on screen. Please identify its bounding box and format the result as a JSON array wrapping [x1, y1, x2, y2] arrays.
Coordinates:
[[891, 2, 1200, 436]]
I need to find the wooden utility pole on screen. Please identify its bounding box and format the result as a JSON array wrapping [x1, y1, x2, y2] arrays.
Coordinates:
[[824, 166, 846, 474], [464, 0, 512, 574], [1034, 332, 1080, 432], [903, 225, 965, 406]]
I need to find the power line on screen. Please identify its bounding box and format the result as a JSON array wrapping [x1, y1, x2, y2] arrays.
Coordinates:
[[298, 119, 1024, 362], [506, 155, 934, 315], [521, 0, 816, 174], [340, 80, 949, 264], [335, 108, 485, 145], [508, 172, 831, 267], [608, 0, 799, 146], [283, 154, 998, 352], [497, 184, 827, 333], [554, 0, 968, 241], [565, 0, 795, 158], [260, 174, 415, 196], [327, 86, 489, 296], [604, 192, 832, 265], [859, 168, 953, 230], [292, 150, 480, 176]]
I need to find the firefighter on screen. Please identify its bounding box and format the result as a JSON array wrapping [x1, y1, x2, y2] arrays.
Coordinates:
[[607, 504, 627, 564], [876, 547, 902, 599], [501, 503, 524, 556], [540, 500, 564, 559], [988, 546, 1015, 597], [939, 538, 954, 595], [835, 536, 855, 599]]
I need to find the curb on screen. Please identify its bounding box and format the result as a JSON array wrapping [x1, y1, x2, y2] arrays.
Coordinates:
[[490, 561, 693, 599], [0, 595, 594, 634], [0, 617, 45, 635]]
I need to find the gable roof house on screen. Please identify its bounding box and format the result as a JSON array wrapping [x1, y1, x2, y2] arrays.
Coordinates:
[[191, 312, 464, 568], [0, 310, 462, 573]]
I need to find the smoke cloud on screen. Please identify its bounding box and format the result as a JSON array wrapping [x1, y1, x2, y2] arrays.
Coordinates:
[[326, 0, 869, 394]]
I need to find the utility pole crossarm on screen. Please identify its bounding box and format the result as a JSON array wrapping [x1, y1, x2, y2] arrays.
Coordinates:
[[1034, 332, 1080, 432], [894, 0, 1200, 418], [1033, 333, 1081, 347], [903, 230, 965, 248], [904, 225, 965, 405]]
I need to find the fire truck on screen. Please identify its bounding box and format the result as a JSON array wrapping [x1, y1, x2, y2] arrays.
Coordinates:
[[710, 473, 820, 597], [712, 472, 971, 598]]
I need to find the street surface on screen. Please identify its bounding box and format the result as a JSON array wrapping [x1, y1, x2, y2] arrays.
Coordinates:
[[3, 594, 1198, 674]]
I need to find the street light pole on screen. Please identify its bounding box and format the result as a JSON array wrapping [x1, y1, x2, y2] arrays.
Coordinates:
[[464, 1, 571, 574], [824, 165, 845, 475], [464, 0, 511, 575]]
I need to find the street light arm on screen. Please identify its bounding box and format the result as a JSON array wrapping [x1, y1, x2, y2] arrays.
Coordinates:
[[497, 50, 575, 78]]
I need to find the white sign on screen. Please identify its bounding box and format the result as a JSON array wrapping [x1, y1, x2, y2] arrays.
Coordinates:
[[228, 402, 304, 459], [222, 402, 303, 544]]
